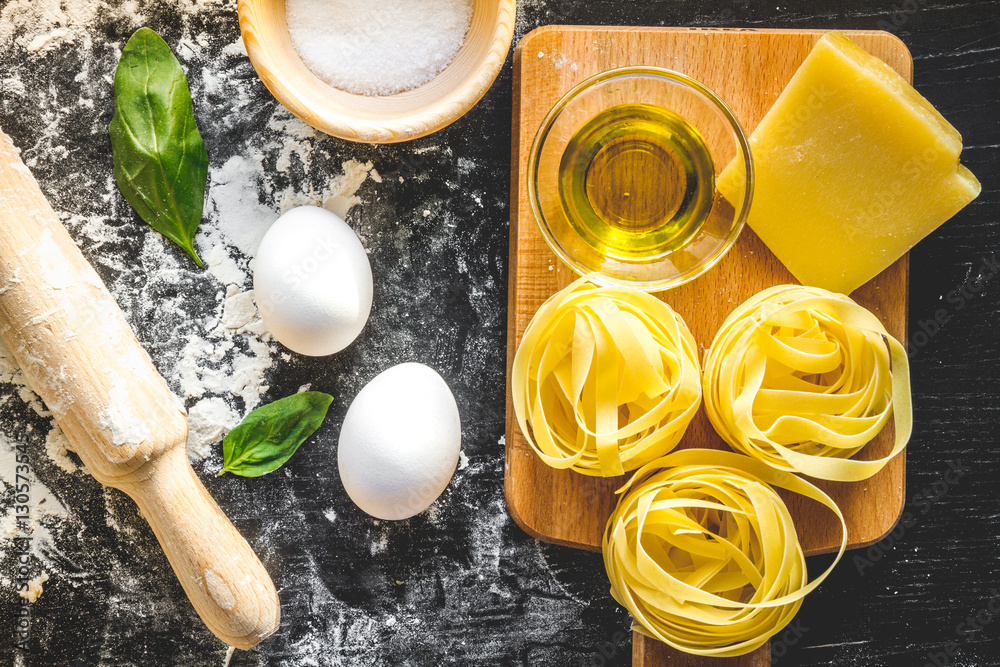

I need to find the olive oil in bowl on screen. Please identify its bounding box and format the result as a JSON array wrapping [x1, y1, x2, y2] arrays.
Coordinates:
[[558, 103, 716, 261], [527, 66, 752, 290]]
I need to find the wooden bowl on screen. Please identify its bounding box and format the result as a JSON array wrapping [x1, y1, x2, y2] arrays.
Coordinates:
[[238, 0, 517, 143]]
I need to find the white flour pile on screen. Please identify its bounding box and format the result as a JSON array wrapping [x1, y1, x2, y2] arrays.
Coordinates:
[[0, 0, 101, 53], [285, 0, 473, 96]]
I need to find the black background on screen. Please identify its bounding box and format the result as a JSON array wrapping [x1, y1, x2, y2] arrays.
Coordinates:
[[1, 0, 998, 665]]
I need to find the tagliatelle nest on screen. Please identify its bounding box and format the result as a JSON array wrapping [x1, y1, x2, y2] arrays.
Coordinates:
[[702, 285, 912, 482], [603, 449, 846, 657], [511, 276, 702, 477]]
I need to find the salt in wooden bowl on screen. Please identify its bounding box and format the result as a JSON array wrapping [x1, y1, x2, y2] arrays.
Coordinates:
[[238, 0, 517, 143]]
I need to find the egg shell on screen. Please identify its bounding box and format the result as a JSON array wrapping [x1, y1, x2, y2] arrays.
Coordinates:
[[253, 206, 373, 356], [338, 363, 462, 521]]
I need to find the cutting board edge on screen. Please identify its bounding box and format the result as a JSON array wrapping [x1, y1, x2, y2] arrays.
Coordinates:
[[502, 449, 910, 557], [516, 25, 913, 56]]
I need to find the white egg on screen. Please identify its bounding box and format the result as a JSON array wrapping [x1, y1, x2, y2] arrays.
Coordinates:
[[253, 206, 373, 356], [338, 363, 462, 521]]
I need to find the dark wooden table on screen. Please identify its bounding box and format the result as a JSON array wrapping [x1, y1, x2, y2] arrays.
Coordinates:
[[0, 1, 997, 665]]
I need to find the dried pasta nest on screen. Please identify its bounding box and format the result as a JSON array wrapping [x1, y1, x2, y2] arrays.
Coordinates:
[[603, 449, 846, 657], [703, 285, 912, 482], [511, 276, 701, 476]]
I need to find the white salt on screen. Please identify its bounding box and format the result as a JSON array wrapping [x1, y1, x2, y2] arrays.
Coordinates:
[[285, 0, 473, 96]]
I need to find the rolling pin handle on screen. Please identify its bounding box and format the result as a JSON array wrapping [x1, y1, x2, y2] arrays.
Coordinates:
[[121, 446, 281, 650]]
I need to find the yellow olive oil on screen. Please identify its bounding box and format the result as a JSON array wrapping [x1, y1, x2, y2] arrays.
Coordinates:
[[558, 103, 716, 261]]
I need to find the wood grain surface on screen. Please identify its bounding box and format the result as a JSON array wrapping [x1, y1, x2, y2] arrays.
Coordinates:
[[505, 26, 912, 666], [634, 634, 770, 667]]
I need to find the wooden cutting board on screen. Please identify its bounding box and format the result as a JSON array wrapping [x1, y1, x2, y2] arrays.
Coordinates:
[[505, 27, 912, 666]]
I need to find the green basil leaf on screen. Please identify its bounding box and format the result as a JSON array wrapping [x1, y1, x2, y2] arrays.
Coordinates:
[[110, 27, 208, 267], [219, 392, 334, 477]]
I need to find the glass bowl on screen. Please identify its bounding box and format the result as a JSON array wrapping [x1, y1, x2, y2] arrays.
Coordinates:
[[527, 66, 754, 291]]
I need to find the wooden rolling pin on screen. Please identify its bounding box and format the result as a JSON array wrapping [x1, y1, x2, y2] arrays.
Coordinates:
[[0, 128, 280, 649]]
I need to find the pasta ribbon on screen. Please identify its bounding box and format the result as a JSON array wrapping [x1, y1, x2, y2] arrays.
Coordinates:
[[703, 285, 912, 482], [511, 276, 701, 476], [603, 449, 846, 657]]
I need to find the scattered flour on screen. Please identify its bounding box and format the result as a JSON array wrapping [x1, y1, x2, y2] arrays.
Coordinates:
[[1, 77, 27, 96], [0, 148, 375, 473], [324, 160, 380, 220], [221, 287, 259, 331], [205, 244, 245, 287], [0, 432, 72, 585], [186, 397, 240, 463], [0, 0, 242, 55], [0, 0, 100, 53], [43, 426, 78, 474], [18, 571, 49, 602], [202, 155, 277, 259], [101, 487, 140, 537], [0, 336, 50, 418], [370, 531, 389, 556], [177, 152, 376, 452]]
